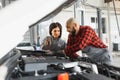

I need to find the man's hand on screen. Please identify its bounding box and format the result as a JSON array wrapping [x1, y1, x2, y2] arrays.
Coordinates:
[[77, 56, 94, 63], [77, 56, 90, 61], [77, 56, 83, 61]]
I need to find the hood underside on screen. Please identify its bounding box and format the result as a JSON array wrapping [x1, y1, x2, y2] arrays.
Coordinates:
[[0, 0, 78, 59]]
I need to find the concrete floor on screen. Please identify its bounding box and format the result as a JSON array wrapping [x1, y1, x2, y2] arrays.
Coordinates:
[[112, 51, 120, 67]]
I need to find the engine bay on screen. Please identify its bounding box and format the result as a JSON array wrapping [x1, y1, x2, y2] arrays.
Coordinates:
[[8, 50, 120, 80]]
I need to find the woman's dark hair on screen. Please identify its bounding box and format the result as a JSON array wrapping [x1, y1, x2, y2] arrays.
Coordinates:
[[49, 22, 62, 38]]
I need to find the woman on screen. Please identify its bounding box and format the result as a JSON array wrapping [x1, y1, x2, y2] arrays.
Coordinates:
[[41, 22, 66, 56]]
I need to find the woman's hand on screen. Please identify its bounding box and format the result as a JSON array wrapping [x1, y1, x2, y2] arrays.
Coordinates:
[[44, 37, 51, 46]]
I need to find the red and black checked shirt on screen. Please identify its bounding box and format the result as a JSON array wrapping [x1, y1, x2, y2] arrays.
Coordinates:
[[64, 26, 107, 58]]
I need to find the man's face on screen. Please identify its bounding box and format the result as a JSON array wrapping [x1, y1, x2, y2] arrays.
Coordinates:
[[66, 22, 76, 36]]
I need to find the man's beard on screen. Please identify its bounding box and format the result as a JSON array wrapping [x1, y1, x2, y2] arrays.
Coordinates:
[[71, 27, 76, 37]]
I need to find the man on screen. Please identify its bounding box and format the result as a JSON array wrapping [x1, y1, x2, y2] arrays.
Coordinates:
[[63, 17, 112, 64]]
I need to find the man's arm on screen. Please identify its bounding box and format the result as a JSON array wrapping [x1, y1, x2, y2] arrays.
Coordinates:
[[65, 27, 94, 54]]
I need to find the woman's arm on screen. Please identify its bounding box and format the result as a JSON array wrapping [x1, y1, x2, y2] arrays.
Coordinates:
[[41, 36, 51, 50]]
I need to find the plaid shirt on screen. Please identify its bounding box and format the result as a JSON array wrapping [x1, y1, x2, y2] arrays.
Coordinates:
[[64, 26, 107, 58]]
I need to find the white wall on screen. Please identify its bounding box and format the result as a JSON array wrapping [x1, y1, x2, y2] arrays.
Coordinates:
[[110, 15, 120, 43], [86, 0, 105, 7], [52, 6, 74, 42]]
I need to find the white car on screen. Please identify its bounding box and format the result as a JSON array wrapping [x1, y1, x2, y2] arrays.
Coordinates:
[[16, 42, 34, 50], [1, 0, 119, 80]]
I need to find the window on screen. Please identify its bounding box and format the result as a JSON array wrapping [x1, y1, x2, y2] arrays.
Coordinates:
[[91, 17, 95, 23], [102, 18, 106, 33], [91, 17, 106, 33]]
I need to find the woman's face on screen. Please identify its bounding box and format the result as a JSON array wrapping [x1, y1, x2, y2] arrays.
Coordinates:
[[51, 27, 60, 39]]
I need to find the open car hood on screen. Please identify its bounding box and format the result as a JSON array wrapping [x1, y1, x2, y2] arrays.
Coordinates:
[[0, 0, 77, 59]]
